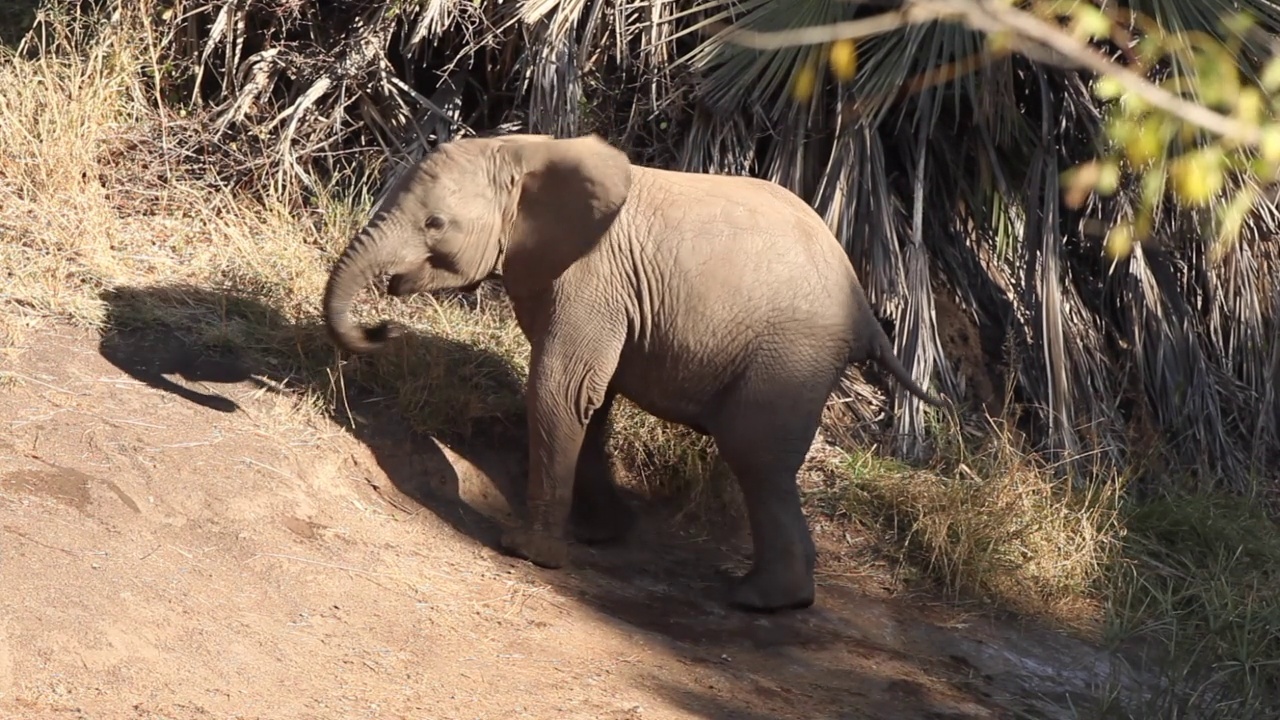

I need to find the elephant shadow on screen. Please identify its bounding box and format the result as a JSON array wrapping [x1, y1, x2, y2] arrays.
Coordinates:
[[97, 324, 267, 414], [93, 284, 740, 600], [94, 283, 534, 552]]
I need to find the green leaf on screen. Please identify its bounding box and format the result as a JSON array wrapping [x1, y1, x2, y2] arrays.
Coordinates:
[[1261, 124, 1280, 163], [1123, 117, 1168, 168], [1141, 159, 1169, 212], [1097, 158, 1122, 195]]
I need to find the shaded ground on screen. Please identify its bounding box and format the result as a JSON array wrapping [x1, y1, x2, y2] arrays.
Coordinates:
[[1, 321, 1151, 719]]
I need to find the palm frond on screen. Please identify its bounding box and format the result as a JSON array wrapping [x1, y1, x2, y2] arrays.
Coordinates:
[[675, 0, 850, 117], [678, 109, 757, 175], [522, 7, 585, 137]]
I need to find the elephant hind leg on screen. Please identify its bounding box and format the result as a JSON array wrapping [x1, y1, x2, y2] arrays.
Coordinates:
[[710, 387, 826, 612], [570, 388, 636, 545]]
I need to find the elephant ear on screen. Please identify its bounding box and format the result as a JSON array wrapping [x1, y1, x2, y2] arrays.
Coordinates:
[[499, 134, 632, 292]]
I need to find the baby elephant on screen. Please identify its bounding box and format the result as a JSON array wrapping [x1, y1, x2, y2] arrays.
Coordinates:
[[321, 133, 947, 611]]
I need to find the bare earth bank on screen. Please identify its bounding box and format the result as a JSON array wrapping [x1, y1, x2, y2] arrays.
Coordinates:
[[1, 323, 1151, 719]]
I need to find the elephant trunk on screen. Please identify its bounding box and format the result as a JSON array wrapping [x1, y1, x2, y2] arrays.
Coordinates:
[[322, 227, 401, 355]]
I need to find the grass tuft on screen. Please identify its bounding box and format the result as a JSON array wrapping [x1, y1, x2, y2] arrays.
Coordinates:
[[811, 415, 1122, 633]]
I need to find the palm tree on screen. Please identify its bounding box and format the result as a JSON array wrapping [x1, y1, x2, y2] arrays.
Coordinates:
[[163, 0, 1280, 489]]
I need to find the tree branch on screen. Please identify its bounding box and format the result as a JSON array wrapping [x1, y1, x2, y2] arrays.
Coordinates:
[[713, 0, 1262, 146]]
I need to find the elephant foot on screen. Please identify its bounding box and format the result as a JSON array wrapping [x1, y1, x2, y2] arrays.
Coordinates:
[[500, 526, 569, 569], [727, 567, 815, 613], [571, 495, 636, 545]]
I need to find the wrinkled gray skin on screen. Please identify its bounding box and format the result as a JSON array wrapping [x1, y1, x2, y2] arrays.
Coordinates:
[[322, 133, 947, 612]]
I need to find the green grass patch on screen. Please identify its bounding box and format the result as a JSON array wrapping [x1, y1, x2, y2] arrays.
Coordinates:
[[1096, 488, 1280, 717]]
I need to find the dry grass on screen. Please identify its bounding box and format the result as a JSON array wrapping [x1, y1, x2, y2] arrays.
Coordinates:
[[2, 6, 1279, 719], [807, 414, 1123, 634]]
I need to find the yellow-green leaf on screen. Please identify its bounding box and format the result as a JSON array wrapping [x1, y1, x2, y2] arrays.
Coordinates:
[[1262, 58, 1280, 93], [1105, 224, 1134, 260], [1222, 11, 1257, 37], [986, 30, 1015, 55], [1170, 148, 1225, 205], [1119, 91, 1150, 117], [1123, 119, 1165, 167], [828, 40, 858, 81], [1135, 36, 1165, 67], [1212, 185, 1257, 261], [1250, 155, 1280, 182], [1070, 5, 1114, 42], [791, 62, 818, 102], [1104, 112, 1135, 148], [1094, 76, 1125, 101], [1261, 124, 1280, 165], [1192, 48, 1241, 111], [1134, 206, 1154, 240], [1235, 87, 1265, 126], [1097, 159, 1121, 195], [1140, 162, 1167, 212]]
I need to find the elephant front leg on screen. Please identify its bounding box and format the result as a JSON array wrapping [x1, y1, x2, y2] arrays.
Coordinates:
[[499, 409, 584, 569], [500, 344, 617, 569]]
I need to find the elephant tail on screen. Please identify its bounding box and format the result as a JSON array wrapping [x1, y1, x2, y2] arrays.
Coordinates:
[[864, 329, 951, 409]]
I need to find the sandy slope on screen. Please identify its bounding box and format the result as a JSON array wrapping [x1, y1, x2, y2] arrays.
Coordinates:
[[0, 323, 1145, 719]]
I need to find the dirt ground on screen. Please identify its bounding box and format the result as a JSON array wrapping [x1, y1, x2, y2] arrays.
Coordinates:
[[1, 322, 1150, 719]]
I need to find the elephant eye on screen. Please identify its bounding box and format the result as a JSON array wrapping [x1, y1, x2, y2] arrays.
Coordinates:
[[424, 214, 447, 231]]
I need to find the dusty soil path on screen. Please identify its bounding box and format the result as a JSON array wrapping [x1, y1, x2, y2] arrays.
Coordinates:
[[1, 323, 1144, 719]]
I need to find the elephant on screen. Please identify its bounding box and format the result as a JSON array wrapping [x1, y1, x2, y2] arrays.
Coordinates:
[[321, 132, 948, 612]]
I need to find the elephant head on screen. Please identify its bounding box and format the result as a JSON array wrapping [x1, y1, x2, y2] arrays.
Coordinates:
[[322, 133, 633, 354]]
